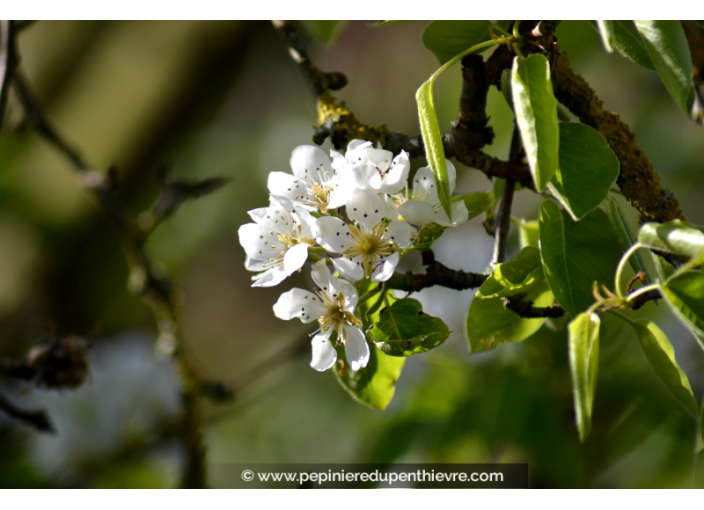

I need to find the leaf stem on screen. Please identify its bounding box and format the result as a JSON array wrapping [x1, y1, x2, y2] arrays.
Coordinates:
[[625, 283, 661, 305], [615, 243, 643, 299]]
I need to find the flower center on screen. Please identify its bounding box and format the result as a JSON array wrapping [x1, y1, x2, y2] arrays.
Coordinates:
[[344, 223, 397, 277], [317, 292, 362, 340]]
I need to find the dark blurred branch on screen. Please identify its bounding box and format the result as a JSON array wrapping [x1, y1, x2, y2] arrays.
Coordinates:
[[0, 394, 53, 433], [504, 295, 566, 319], [387, 250, 488, 292], [11, 55, 231, 487], [0, 20, 19, 131], [492, 127, 522, 264]]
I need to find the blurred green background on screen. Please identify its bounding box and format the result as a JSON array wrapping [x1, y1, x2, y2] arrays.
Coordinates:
[[0, 20, 703, 488]]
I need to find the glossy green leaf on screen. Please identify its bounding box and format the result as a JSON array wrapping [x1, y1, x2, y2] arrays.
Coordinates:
[[467, 281, 554, 353], [414, 223, 445, 251], [653, 253, 677, 281], [632, 320, 698, 417], [603, 197, 651, 284], [453, 191, 493, 220], [568, 312, 600, 441], [638, 220, 704, 262], [417, 80, 452, 218], [477, 246, 544, 298], [511, 218, 540, 249], [634, 20, 697, 121], [511, 54, 560, 192], [299, 21, 343, 44], [368, 21, 412, 28], [334, 341, 406, 410], [335, 285, 405, 409], [605, 20, 655, 69], [370, 298, 451, 357], [596, 20, 615, 52], [539, 201, 623, 316], [548, 123, 619, 221], [422, 21, 493, 65], [660, 272, 704, 346]]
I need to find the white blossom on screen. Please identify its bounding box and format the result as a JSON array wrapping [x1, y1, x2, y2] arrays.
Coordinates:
[[238, 198, 316, 287], [333, 139, 411, 195], [273, 260, 369, 372], [396, 159, 468, 227], [267, 145, 350, 214], [316, 189, 416, 282]]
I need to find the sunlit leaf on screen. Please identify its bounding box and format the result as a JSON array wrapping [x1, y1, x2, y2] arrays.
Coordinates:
[[638, 220, 704, 262], [453, 191, 493, 220], [477, 246, 544, 298], [467, 281, 554, 353], [511, 54, 560, 191], [632, 320, 698, 417], [660, 272, 704, 347], [596, 20, 615, 52], [568, 312, 600, 441], [634, 20, 697, 121], [511, 218, 540, 249], [370, 298, 451, 357]]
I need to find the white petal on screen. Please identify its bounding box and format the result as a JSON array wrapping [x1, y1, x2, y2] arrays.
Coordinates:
[[397, 200, 435, 226], [378, 156, 410, 194], [283, 243, 308, 274], [412, 167, 439, 203], [385, 220, 416, 248], [446, 159, 457, 192], [345, 140, 372, 163], [327, 181, 353, 210], [351, 163, 382, 190], [267, 172, 304, 203], [290, 145, 332, 183], [316, 216, 355, 253], [343, 327, 369, 372], [347, 189, 385, 232], [365, 147, 393, 172], [336, 279, 359, 312], [383, 195, 400, 221], [436, 200, 469, 227], [238, 223, 264, 257], [251, 267, 289, 288], [273, 288, 326, 322], [332, 256, 365, 282], [310, 259, 333, 291], [371, 252, 399, 282], [310, 330, 337, 372], [244, 256, 266, 271]]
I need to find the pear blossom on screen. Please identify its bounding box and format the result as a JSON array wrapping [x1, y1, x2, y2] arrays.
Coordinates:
[[273, 260, 369, 372], [316, 189, 416, 282], [396, 160, 468, 228], [267, 145, 349, 214], [238, 198, 317, 287], [333, 139, 411, 195]]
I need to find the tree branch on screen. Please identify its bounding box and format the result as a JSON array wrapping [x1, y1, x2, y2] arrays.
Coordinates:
[[0, 20, 19, 131], [387, 250, 488, 292], [0, 394, 53, 433]]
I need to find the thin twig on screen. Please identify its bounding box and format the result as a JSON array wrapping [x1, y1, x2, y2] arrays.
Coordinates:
[[0, 394, 53, 432], [386, 250, 488, 292], [492, 126, 522, 264]]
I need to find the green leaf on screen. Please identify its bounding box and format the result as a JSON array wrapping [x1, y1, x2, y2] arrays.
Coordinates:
[[299, 21, 343, 44], [603, 196, 652, 284], [453, 191, 493, 220], [477, 246, 544, 298], [632, 320, 698, 417], [416, 80, 452, 218], [511, 54, 560, 192], [548, 123, 619, 221], [539, 201, 623, 316], [638, 220, 704, 261], [414, 223, 445, 251], [511, 218, 540, 249], [568, 312, 600, 441], [605, 20, 655, 70], [370, 298, 451, 357], [334, 341, 406, 410], [467, 281, 554, 353], [596, 20, 615, 52], [660, 272, 704, 346], [422, 21, 493, 65], [634, 20, 697, 121], [653, 253, 677, 281], [334, 285, 405, 410], [368, 21, 412, 28], [500, 68, 513, 111]]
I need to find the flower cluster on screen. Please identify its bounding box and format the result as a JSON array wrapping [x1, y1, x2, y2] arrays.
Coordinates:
[[238, 141, 469, 372]]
